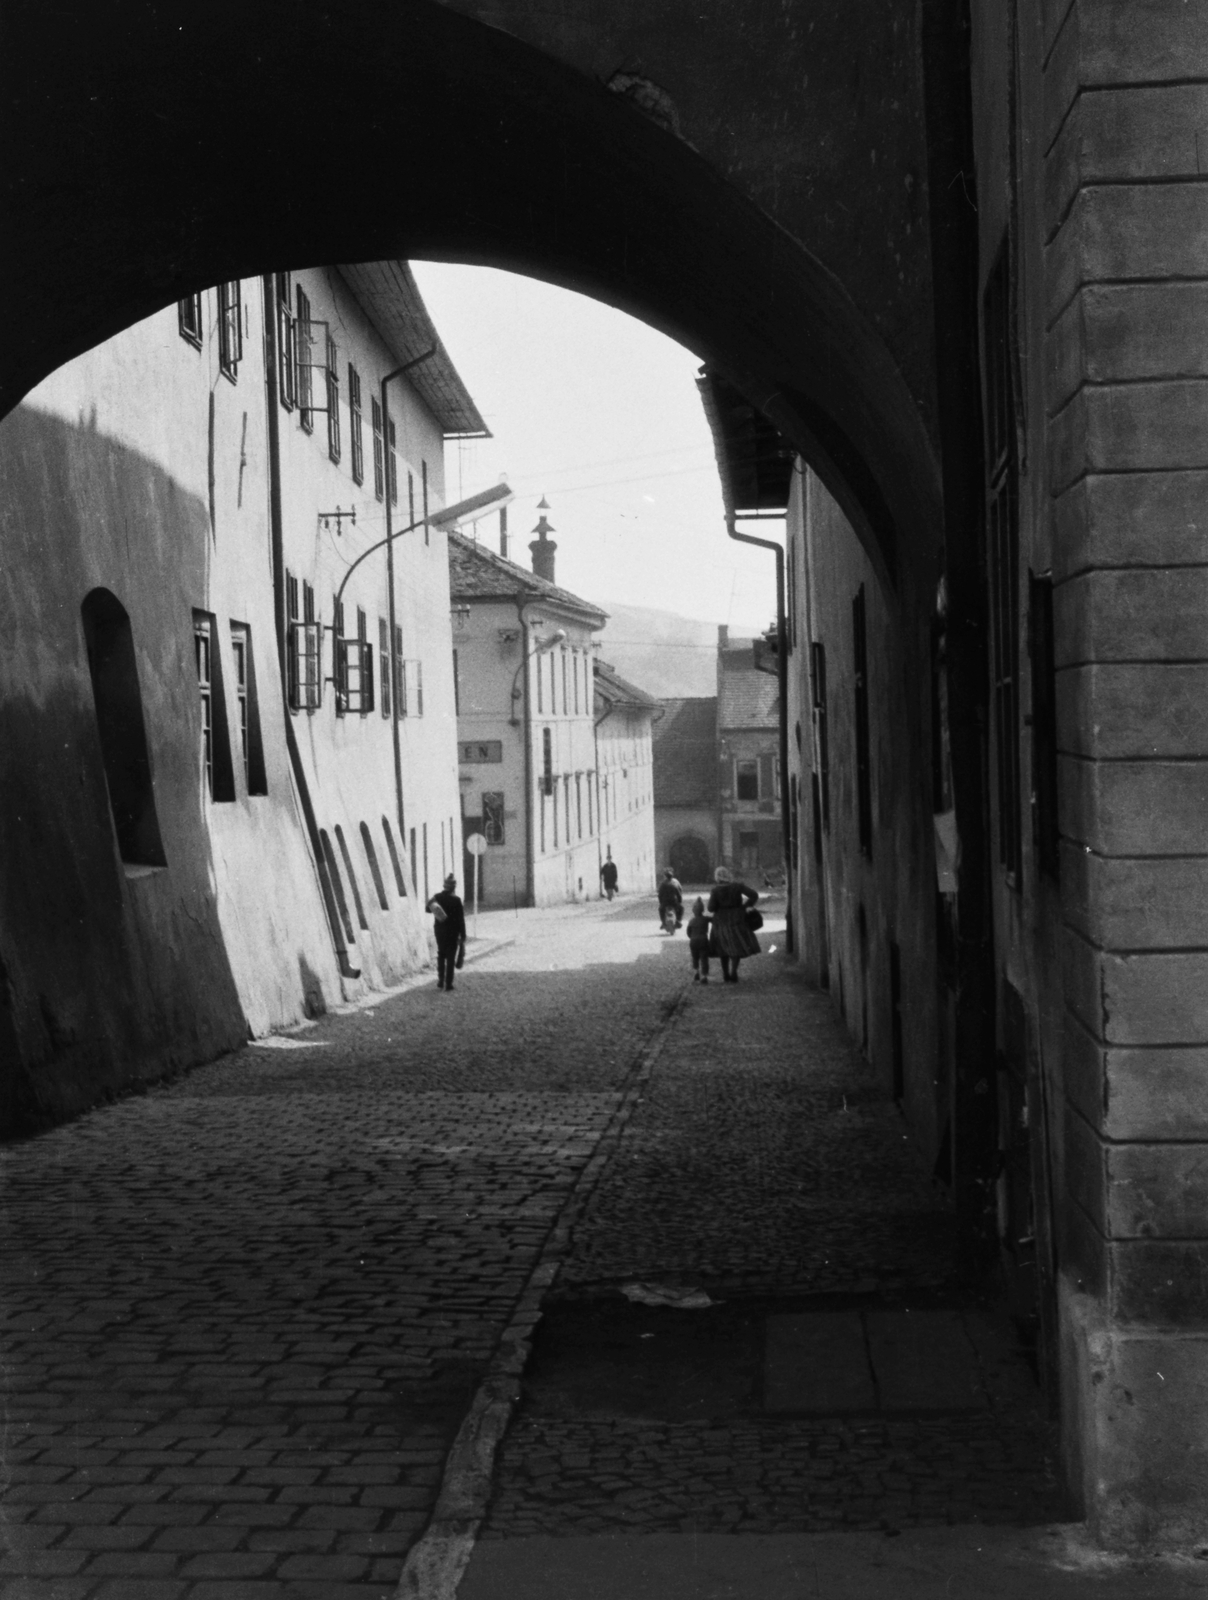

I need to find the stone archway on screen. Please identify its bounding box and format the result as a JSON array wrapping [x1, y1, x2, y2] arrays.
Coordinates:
[[669, 833, 711, 888]]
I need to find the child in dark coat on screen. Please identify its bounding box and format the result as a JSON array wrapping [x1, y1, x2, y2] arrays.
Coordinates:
[[686, 897, 712, 983]]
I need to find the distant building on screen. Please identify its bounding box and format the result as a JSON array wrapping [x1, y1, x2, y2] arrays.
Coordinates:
[[717, 625, 782, 878], [449, 507, 656, 908], [652, 697, 719, 885], [592, 660, 659, 898]]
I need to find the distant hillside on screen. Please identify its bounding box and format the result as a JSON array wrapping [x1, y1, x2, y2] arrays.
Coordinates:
[[594, 603, 723, 699], [594, 604, 716, 698]]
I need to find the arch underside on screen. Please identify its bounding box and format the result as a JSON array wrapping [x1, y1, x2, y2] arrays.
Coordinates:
[[3, 0, 941, 590]]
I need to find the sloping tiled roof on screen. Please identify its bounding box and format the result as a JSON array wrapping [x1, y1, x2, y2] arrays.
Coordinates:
[[653, 697, 718, 808], [594, 660, 658, 711], [447, 531, 607, 624], [719, 639, 780, 729], [337, 261, 489, 439]]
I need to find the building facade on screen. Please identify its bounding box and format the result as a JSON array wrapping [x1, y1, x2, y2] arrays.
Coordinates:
[[0, 263, 485, 1129], [652, 697, 720, 887], [449, 517, 656, 908], [591, 660, 658, 898], [717, 626, 783, 881]]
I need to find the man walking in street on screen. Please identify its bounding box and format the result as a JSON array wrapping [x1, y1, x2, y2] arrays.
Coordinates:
[[600, 851, 618, 901], [427, 874, 467, 991]]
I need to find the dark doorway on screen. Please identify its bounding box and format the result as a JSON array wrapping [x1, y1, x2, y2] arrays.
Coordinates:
[[669, 833, 710, 886]]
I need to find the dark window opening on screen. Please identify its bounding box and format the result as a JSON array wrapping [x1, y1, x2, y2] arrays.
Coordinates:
[[371, 397, 384, 500], [393, 625, 404, 717], [984, 235, 1022, 884], [542, 726, 553, 796], [178, 292, 203, 349], [1029, 571, 1060, 882], [852, 586, 872, 857], [452, 648, 460, 716], [379, 617, 392, 718], [360, 821, 389, 910], [193, 610, 236, 802], [735, 759, 759, 801], [81, 588, 167, 867], [349, 365, 364, 484], [335, 606, 374, 717], [326, 333, 340, 463], [810, 641, 830, 831], [388, 420, 398, 506], [217, 281, 242, 379], [275, 273, 295, 410], [296, 286, 313, 431], [285, 572, 321, 711], [229, 623, 267, 796], [421, 459, 429, 543]]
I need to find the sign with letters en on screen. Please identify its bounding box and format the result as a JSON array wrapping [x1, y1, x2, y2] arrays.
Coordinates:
[[459, 740, 503, 764]]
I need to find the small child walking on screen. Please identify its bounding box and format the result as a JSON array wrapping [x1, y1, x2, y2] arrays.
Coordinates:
[[686, 897, 712, 983]]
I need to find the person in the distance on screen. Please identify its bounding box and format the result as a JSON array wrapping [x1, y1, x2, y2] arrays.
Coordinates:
[[426, 874, 466, 991]]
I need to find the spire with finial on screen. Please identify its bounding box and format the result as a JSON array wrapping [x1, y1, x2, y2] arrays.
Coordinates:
[[529, 496, 558, 583]]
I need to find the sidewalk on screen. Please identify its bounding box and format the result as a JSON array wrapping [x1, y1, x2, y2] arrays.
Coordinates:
[[460, 1526, 1208, 1598]]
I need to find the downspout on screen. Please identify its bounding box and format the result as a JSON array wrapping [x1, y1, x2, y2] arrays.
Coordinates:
[[593, 689, 615, 884], [518, 601, 536, 909], [727, 519, 792, 952], [261, 275, 360, 981]]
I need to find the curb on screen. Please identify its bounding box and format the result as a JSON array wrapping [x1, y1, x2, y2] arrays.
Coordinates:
[[394, 986, 692, 1600]]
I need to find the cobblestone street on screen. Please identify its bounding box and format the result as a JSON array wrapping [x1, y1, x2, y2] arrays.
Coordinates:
[[2, 894, 1068, 1599]]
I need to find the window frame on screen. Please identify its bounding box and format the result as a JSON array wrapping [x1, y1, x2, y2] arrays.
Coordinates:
[[349, 364, 364, 484], [276, 273, 295, 410], [371, 397, 384, 501], [217, 281, 242, 380], [178, 291, 204, 350], [325, 332, 341, 463]]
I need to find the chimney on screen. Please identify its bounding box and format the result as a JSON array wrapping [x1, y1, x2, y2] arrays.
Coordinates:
[[529, 496, 557, 584], [499, 505, 509, 560], [718, 624, 729, 648]]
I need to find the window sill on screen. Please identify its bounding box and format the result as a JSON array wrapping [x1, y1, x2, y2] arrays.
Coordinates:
[[123, 863, 166, 881]]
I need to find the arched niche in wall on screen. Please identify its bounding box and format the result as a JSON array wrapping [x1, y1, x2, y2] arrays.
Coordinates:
[[80, 587, 167, 869]]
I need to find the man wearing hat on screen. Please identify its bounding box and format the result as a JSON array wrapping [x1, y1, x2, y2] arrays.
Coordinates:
[[426, 874, 467, 991]]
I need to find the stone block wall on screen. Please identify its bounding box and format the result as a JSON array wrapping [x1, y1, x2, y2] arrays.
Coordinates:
[[1042, 0, 1208, 1545]]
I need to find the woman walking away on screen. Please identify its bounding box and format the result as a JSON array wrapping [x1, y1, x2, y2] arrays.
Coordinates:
[[686, 897, 712, 983], [707, 866, 760, 983]]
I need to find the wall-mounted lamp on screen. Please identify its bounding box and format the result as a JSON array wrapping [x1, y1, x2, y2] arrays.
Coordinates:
[[508, 627, 567, 726]]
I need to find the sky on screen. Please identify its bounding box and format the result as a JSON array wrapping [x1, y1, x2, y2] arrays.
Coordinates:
[[410, 263, 781, 635]]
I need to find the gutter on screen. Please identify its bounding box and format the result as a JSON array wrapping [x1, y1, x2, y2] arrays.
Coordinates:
[[261, 275, 360, 981]]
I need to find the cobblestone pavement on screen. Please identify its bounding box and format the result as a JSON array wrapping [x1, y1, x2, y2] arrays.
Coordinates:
[[0, 897, 684, 1598], [2, 894, 1062, 1598], [479, 922, 1064, 1542]]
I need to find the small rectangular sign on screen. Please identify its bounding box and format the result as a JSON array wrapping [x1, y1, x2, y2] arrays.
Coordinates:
[[459, 740, 503, 764]]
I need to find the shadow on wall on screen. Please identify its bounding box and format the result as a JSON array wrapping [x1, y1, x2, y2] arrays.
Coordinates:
[[0, 406, 247, 1137]]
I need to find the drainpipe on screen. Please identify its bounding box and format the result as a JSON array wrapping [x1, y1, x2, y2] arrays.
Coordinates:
[[727, 518, 793, 953], [261, 275, 359, 980], [517, 602, 536, 909]]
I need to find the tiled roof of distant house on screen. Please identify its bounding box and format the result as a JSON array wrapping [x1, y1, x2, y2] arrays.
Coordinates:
[[653, 697, 718, 808], [593, 659, 658, 712], [447, 532, 607, 624], [719, 637, 779, 729]]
